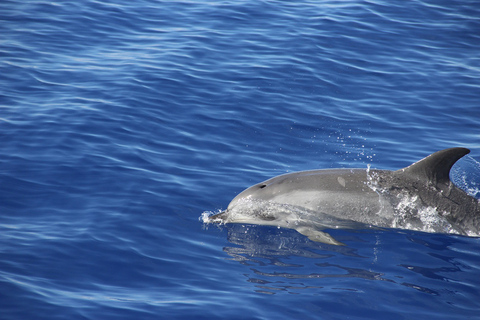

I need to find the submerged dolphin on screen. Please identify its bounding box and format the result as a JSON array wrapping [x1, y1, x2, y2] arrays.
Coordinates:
[[206, 148, 480, 245]]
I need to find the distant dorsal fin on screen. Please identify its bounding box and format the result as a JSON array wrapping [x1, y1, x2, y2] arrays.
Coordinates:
[[396, 148, 470, 186]]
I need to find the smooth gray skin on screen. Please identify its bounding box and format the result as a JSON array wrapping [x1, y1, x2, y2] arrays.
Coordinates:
[[210, 148, 480, 245]]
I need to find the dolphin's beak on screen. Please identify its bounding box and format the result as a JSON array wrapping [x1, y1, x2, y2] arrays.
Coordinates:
[[209, 210, 228, 222]]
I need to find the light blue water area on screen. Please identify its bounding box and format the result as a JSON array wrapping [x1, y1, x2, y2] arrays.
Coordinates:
[[1, 0, 479, 319]]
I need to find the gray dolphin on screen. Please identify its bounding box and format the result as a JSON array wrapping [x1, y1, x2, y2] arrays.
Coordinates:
[[205, 148, 480, 245]]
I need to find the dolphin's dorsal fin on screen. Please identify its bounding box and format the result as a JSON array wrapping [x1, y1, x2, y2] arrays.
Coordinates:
[[396, 147, 470, 186]]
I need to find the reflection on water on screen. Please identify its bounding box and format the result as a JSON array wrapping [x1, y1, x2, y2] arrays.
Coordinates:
[[223, 224, 361, 264], [220, 224, 477, 297]]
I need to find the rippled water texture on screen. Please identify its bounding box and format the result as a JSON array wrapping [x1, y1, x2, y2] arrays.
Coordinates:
[[1, 0, 479, 319]]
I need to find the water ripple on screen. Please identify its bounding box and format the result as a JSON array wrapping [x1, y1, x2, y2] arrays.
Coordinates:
[[1, 0, 480, 319]]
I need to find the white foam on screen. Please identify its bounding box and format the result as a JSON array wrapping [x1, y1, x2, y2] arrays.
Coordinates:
[[200, 210, 222, 224]]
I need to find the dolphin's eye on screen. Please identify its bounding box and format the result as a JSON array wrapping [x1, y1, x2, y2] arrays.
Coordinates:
[[259, 184, 267, 189]]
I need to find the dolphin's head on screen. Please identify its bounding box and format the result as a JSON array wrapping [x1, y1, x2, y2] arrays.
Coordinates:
[[207, 181, 282, 224], [227, 181, 276, 210], [208, 179, 295, 225]]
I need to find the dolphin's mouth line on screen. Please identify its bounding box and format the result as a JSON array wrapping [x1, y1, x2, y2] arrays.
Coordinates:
[[208, 210, 228, 223]]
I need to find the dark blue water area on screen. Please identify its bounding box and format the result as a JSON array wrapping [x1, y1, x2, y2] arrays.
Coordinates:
[[1, 0, 480, 319]]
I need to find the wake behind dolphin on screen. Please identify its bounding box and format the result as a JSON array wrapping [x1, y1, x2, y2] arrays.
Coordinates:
[[203, 148, 480, 245]]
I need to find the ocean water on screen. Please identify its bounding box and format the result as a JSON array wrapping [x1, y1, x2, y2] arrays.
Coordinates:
[[1, 0, 480, 319]]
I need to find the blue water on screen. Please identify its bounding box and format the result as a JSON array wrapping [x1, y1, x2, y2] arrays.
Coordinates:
[[1, 0, 479, 319]]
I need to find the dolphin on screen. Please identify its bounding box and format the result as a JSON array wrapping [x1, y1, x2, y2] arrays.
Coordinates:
[[205, 148, 480, 245]]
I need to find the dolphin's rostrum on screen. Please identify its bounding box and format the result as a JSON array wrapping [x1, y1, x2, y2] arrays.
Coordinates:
[[204, 148, 480, 245]]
